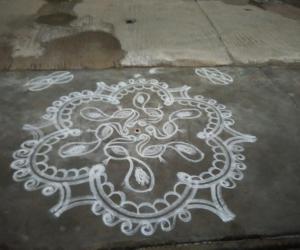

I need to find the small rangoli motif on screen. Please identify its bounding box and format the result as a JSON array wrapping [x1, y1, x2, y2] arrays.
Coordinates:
[[11, 75, 256, 236], [195, 68, 233, 85], [25, 71, 74, 91]]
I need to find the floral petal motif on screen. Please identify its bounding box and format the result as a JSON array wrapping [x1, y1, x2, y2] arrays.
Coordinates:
[[96, 125, 114, 140], [163, 121, 177, 135], [106, 145, 129, 158], [144, 108, 163, 123], [133, 92, 150, 108], [170, 109, 201, 120], [168, 142, 204, 163], [113, 109, 133, 119], [59, 140, 101, 158], [104, 137, 136, 159], [135, 167, 150, 186], [80, 107, 110, 121], [124, 158, 155, 193], [25, 71, 74, 91], [49, 71, 74, 85], [142, 144, 166, 157], [195, 68, 233, 85]]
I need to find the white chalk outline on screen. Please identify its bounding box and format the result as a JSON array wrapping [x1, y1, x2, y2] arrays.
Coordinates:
[[11, 75, 256, 236], [25, 71, 74, 91], [195, 68, 233, 85]]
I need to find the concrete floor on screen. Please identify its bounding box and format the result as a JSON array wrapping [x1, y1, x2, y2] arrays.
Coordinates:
[[0, 66, 299, 249], [0, 0, 300, 250], [0, 0, 300, 69]]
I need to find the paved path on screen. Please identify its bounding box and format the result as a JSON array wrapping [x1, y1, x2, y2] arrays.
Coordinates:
[[0, 66, 299, 249]]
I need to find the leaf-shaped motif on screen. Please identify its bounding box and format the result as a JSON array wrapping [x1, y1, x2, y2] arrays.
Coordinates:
[[145, 109, 162, 117], [134, 167, 150, 186], [80, 107, 110, 121], [168, 142, 204, 163], [25, 71, 74, 91], [59, 140, 101, 158], [175, 144, 197, 154], [96, 125, 113, 140], [145, 108, 163, 123], [25, 77, 52, 91], [137, 95, 145, 104], [133, 92, 150, 108], [142, 144, 165, 157], [124, 158, 154, 193], [113, 109, 133, 119], [170, 109, 201, 120], [105, 144, 129, 159], [195, 68, 233, 85], [50, 71, 74, 84], [111, 146, 128, 156], [163, 122, 176, 135]]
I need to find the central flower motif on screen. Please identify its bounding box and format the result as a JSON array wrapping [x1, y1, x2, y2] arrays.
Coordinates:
[[58, 91, 204, 193]]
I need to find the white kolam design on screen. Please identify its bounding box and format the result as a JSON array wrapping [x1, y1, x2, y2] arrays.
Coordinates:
[[25, 71, 74, 91], [195, 68, 233, 85], [11, 75, 256, 236]]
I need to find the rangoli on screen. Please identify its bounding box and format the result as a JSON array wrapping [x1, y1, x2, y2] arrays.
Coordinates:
[[11, 74, 256, 236]]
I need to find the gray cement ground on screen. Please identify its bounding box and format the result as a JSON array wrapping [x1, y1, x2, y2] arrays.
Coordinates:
[[0, 0, 300, 69], [0, 66, 299, 249], [0, 0, 299, 249]]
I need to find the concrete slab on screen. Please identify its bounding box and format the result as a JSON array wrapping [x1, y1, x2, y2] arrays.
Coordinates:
[[198, 1, 300, 64], [0, 67, 299, 249], [74, 0, 232, 66], [0, 0, 232, 70]]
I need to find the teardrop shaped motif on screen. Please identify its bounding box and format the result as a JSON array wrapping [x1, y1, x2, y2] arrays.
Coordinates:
[[113, 109, 133, 119], [170, 109, 201, 120], [50, 71, 74, 84], [105, 144, 129, 159], [96, 125, 113, 140], [168, 142, 204, 163], [142, 144, 165, 157], [133, 92, 150, 108], [59, 140, 101, 158], [137, 95, 145, 104], [80, 107, 110, 121], [163, 122, 176, 135], [124, 158, 154, 193], [134, 167, 150, 186]]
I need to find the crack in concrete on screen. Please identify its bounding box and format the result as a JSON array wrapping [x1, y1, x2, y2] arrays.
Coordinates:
[[195, 0, 235, 65]]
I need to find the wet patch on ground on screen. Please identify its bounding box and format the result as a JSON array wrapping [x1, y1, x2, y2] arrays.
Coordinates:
[[262, 3, 300, 20], [11, 31, 125, 70], [222, 0, 249, 5], [0, 42, 13, 70], [35, 0, 81, 26], [36, 12, 77, 26], [248, 1, 300, 20], [223, 0, 300, 20]]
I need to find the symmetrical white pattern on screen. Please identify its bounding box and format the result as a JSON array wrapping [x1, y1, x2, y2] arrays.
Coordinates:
[[25, 71, 74, 91], [195, 68, 233, 85], [11, 75, 256, 236]]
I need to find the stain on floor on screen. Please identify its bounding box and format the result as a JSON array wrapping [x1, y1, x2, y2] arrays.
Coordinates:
[[248, 1, 300, 20], [35, 0, 81, 26], [11, 31, 125, 70], [263, 3, 300, 20], [0, 42, 13, 70], [222, 0, 249, 6], [36, 12, 77, 26]]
